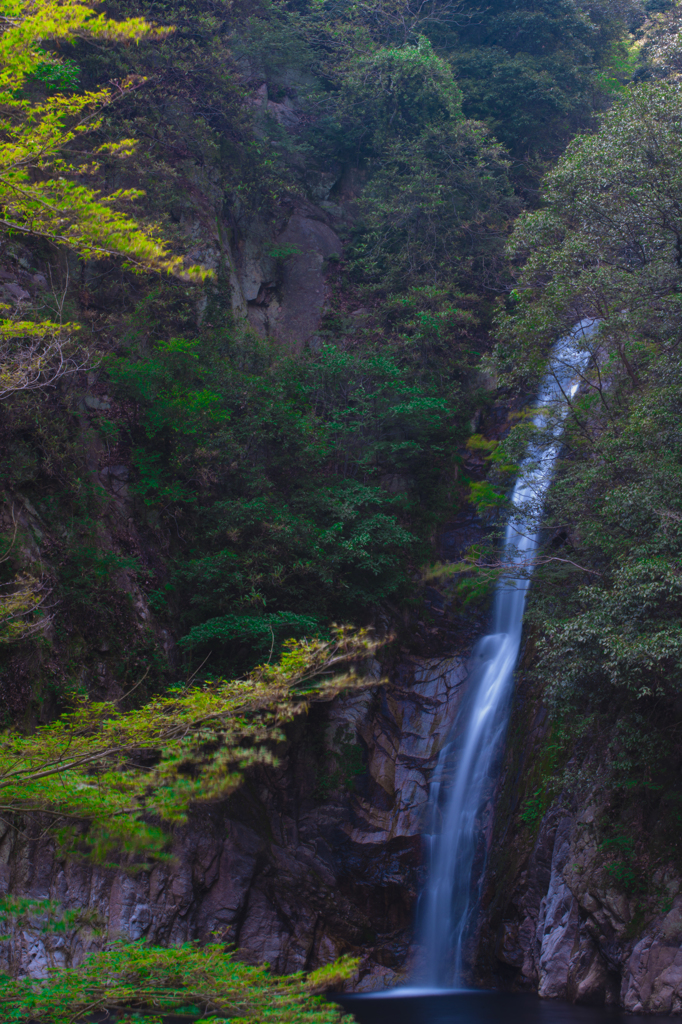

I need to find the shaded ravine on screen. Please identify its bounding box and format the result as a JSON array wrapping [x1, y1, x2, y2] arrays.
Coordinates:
[[11, 325, 682, 1011], [415, 322, 595, 987]]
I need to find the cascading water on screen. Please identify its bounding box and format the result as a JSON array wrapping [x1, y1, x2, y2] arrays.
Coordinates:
[[416, 321, 596, 987]]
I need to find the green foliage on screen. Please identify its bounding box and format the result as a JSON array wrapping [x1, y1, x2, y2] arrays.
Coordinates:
[[0, 940, 357, 1023], [0, 0, 209, 287], [31, 53, 80, 91], [450, 0, 643, 159], [423, 543, 502, 606], [466, 434, 498, 455], [265, 244, 303, 262], [61, 545, 139, 592], [517, 730, 566, 832], [636, 1, 682, 78], [600, 833, 639, 892], [278, 0, 639, 168], [179, 611, 323, 659], [0, 571, 49, 646], [351, 119, 518, 292], [54, 544, 142, 642], [104, 321, 469, 670], [0, 624, 367, 1023], [315, 722, 365, 798], [338, 36, 463, 151], [0, 896, 102, 943], [0, 626, 379, 865], [467, 480, 508, 515], [0, 0, 210, 677], [593, 38, 640, 96], [520, 786, 550, 831], [497, 80, 682, 391]]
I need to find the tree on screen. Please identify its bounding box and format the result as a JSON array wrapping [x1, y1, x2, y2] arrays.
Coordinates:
[[0, 0, 210, 398], [0, 941, 357, 1023], [338, 35, 463, 153], [0, 628, 374, 1020], [497, 80, 682, 395], [353, 118, 518, 292], [0, 0, 204, 274], [0, 626, 379, 864], [0, 0, 214, 664], [450, 0, 644, 158]]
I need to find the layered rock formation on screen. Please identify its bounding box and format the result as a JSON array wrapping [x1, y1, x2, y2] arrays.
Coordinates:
[[483, 801, 682, 1014], [0, 653, 468, 989], [478, 661, 682, 1015]]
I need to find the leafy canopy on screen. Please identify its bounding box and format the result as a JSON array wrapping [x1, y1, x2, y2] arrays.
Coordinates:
[[496, 80, 682, 390], [0, 627, 379, 865], [103, 322, 470, 672], [338, 35, 463, 151], [0, 0, 209, 274], [0, 938, 357, 1023]]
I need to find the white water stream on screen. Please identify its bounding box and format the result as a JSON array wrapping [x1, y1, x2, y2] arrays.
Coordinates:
[[415, 322, 596, 987]]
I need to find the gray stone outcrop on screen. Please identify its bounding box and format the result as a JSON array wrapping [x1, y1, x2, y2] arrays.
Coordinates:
[[489, 800, 682, 1013]]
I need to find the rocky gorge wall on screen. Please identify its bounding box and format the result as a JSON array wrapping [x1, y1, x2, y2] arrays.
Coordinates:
[[477, 661, 682, 1015], [0, 650, 469, 988], [481, 801, 682, 1014], [5, 585, 682, 1013]]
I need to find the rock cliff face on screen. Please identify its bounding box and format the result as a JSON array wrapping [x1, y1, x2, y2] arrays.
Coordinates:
[[236, 199, 344, 351], [477, 664, 682, 1015], [7, 630, 682, 1011], [0, 654, 468, 989], [482, 801, 682, 1014]]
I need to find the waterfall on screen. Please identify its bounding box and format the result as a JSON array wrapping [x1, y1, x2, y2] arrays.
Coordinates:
[[416, 321, 596, 987]]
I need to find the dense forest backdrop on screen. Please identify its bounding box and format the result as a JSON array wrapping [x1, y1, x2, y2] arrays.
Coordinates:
[[2, 0, 682, 1017]]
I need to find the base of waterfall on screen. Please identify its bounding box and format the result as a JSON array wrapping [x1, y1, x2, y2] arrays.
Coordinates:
[[332, 988, 663, 1023], [341, 985, 474, 997]]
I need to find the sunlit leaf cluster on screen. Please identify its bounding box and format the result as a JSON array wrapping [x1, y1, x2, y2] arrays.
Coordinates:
[[0, 939, 357, 1023], [0, 627, 380, 864], [0, 0, 211, 402]]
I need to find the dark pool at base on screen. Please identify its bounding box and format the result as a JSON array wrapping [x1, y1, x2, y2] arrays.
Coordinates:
[[332, 990, 663, 1024]]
